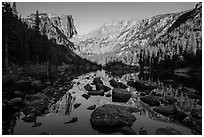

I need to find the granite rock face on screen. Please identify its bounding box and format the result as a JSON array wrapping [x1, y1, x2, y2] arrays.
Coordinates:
[[25, 13, 77, 49]]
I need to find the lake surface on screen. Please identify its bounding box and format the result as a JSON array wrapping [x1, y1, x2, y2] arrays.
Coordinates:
[[3, 69, 202, 135]]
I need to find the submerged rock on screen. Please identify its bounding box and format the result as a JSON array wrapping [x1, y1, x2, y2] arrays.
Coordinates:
[[32, 122, 42, 127], [64, 117, 78, 124], [119, 126, 137, 135], [90, 104, 139, 129], [82, 94, 91, 99], [84, 84, 93, 91], [109, 79, 127, 89], [22, 114, 36, 123], [87, 105, 96, 110], [88, 89, 104, 96], [105, 93, 112, 97], [140, 95, 160, 106], [112, 88, 131, 102], [14, 91, 25, 97], [93, 77, 103, 85], [139, 127, 147, 135], [103, 85, 111, 92], [156, 127, 182, 135], [153, 105, 177, 115], [8, 97, 23, 106], [23, 93, 49, 116], [73, 103, 81, 109], [127, 80, 158, 91], [95, 83, 104, 91], [164, 96, 177, 104]]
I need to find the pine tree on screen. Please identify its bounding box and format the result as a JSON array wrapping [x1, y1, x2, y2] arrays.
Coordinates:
[[35, 10, 40, 31], [12, 2, 18, 16]]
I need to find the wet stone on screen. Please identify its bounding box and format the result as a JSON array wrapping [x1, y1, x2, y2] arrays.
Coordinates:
[[8, 97, 23, 106], [140, 95, 160, 106], [22, 114, 36, 123], [87, 105, 96, 110], [73, 103, 81, 109], [93, 77, 103, 85], [82, 94, 91, 99], [32, 122, 42, 127], [64, 117, 78, 124], [105, 93, 112, 97], [88, 89, 104, 96], [84, 84, 93, 91], [153, 105, 177, 115], [156, 127, 182, 135], [112, 88, 131, 103], [90, 104, 138, 129], [14, 91, 25, 97], [127, 80, 158, 91]]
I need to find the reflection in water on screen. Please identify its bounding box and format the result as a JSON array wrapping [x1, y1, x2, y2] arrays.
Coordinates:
[[50, 93, 75, 115], [3, 69, 202, 135]]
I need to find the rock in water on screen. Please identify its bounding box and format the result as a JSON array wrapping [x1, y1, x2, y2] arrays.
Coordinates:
[[73, 103, 81, 109], [112, 88, 131, 102], [8, 97, 23, 106], [14, 91, 25, 97], [95, 83, 104, 91], [109, 79, 119, 88], [90, 104, 138, 129], [140, 95, 160, 106], [164, 97, 177, 104], [32, 122, 42, 127], [93, 77, 103, 85], [127, 80, 158, 91], [156, 128, 182, 135], [64, 117, 78, 124], [22, 114, 36, 122], [87, 105, 96, 110], [88, 89, 104, 96], [105, 93, 112, 97], [103, 85, 111, 92], [119, 126, 137, 135], [153, 105, 177, 115], [84, 84, 93, 91], [82, 94, 90, 99]]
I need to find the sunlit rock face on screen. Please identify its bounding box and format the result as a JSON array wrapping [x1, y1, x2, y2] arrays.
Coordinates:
[[24, 13, 77, 49], [72, 3, 202, 66]]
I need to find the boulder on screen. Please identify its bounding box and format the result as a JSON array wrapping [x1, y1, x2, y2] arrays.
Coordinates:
[[95, 83, 104, 91], [14, 91, 25, 97], [64, 117, 78, 124], [140, 95, 160, 106], [90, 104, 138, 129], [93, 77, 103, 85], [87, 105, 96, 110], [23, 93, 49, 116], [109, 79, 119, 88], [88, 89, 104, 96], [22, 114, 36, 122], [164, 96, 177, 104], [105, 93, 112, 97], [112, 88, 131, 103], [127, 80, 158, 91], [73, 103, 81, 109], [153, 105, 177, 115], [8, 97, 23, 106], [82, 94, 91, 99], [156, 128, 182, 135], [103, 85, 111, 92], [84, 84, 93, 91], [32, 122, 42, 127], [109, 79, 127, 89]]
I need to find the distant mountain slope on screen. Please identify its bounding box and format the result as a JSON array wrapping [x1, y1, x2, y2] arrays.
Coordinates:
[[72, 3, 202, 68]]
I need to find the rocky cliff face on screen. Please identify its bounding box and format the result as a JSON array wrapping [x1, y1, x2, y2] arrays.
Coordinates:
[[25, 13, 77, 49], [72, 3, 202, 67]]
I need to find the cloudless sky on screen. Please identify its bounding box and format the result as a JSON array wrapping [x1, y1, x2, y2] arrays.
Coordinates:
[[16, 2, 197, 34]]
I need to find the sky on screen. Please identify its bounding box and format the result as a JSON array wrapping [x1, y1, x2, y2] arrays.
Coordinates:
[[16, 2, 197, 34]]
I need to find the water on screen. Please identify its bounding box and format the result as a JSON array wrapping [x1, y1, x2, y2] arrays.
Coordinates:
[[3, 69, 202, 135]]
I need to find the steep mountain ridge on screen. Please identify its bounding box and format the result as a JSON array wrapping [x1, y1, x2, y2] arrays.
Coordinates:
[[72, 3, 202, 67], [25, 13, 77, 50]]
